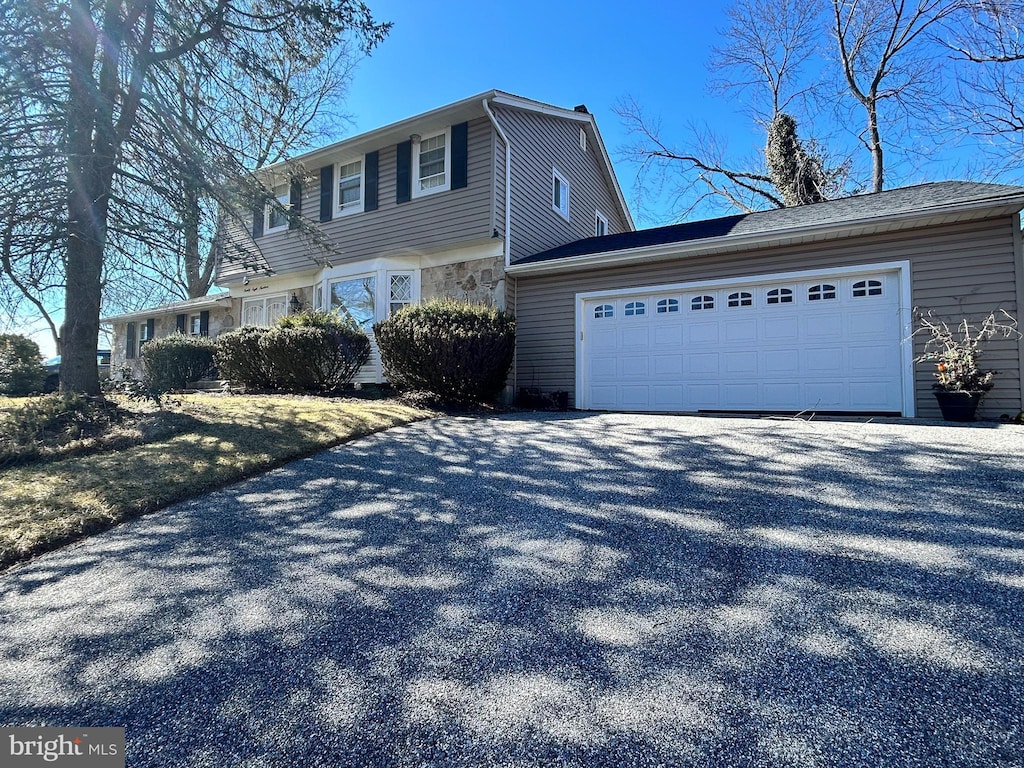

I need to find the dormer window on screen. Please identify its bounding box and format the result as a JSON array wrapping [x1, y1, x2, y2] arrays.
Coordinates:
[[595, 210, 608, 236], [265, 183, 290, 233], [414, 129, 450, 197], [335, 159, 363, 215]]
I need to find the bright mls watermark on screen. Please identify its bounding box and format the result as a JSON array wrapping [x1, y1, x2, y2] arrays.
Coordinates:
[[2, 728, 124, 767]]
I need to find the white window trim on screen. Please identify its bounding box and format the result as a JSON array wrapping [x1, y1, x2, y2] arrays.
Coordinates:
[[595, 210, 609, 237], [264, 184, 290, 234], [189, 314, 202, 335], [334, 158, 364, 217], [579, 127, 587, 152], [412, 127, 451, 199], [552, 168, 570, 221], [387, 270, 418, 316]]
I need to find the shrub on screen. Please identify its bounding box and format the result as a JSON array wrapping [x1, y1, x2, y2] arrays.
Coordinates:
[[142, 333, 217, 393], [0, 334, 45, 395], [214, 327, 273, 389], [374, 299, 515, 404], [216, 313, 371, 391], [260, 324, 371, 391]]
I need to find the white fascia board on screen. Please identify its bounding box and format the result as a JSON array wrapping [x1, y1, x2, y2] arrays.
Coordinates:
[[258, 90, 500, 180], [100, 294, 232, 324], [507, 196, 1024, 276]]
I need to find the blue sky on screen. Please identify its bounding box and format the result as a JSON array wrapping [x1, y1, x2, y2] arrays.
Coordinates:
[[339, 0, 745, 225]]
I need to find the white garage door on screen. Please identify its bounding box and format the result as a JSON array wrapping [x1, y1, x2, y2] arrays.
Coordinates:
[[580, 270, 906, 414]]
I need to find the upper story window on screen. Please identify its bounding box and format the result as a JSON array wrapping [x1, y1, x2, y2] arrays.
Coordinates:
[[594, 304, 613, 319], [595, 210, 608, 237], [808, 284, 837, 301], [656, 298, 679, 313], [414, 130, 450, 197], [579, 127, 587, 152], [728, 291, 753, 307], [852, 279, 883, 297], [552, 168, 570, 220], [624, 301, 646, 316], [265, 183, 290, 233], [336, 159, 363, 215], [691, 295, 715, 311], [766, 288, 794, 305]]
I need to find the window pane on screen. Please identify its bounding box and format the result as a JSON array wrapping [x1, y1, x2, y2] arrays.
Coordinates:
[[390, 274, 412, 303], [338, 161, 361, 209], [419, 135, 446, 190], [331, 276, 376, 329]]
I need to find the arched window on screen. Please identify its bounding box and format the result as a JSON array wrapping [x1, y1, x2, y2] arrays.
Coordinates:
[[808, 284, 837, 301], [852, 279, 883, 297], [594, 304, 614, 319], [656, 298, 679, 313], [766, 288, 793, 304], [624, 301, 646, 316], [690, 295, 714, 310], [727, 291, 753, 308]]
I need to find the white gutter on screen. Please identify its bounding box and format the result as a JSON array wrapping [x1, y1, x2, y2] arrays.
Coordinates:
[[482, 98, 512, 272], [506, 194, 1024, 276]]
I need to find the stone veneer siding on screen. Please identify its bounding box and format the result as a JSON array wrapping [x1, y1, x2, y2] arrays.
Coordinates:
[[420, 256, 506, 307], [110, 305, 235, 376]]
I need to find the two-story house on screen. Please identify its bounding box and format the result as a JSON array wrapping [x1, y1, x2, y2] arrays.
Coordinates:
[[105, 91, 634, 384]]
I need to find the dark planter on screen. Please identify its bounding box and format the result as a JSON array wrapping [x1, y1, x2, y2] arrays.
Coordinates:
[[933, 390, 983, 422]]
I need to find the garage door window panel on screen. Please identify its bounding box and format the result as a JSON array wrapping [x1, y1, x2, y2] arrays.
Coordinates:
[[853, 279, 883, 297], [808, 284, 837, 301], [624, 301, 646, 317], [766, 288, 794, 305], [656, 298, 679, 313], [594, 304, 614, 319], [728, 291, 753, 308], [691, 295, 715, 311]]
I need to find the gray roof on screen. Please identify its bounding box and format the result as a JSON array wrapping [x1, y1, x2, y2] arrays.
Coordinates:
[[101, 292, 231, 323], [516, 181, 1024, 265]]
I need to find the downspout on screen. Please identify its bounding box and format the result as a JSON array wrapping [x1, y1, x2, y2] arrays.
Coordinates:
[[1014, 212, 1024, 416], [482, 97, 516, 400]]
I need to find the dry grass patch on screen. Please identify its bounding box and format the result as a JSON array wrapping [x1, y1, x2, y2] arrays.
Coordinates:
[[0, 393, 432, 569]]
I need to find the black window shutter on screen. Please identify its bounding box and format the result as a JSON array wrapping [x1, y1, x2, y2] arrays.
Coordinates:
[[289, 179, 302, 229], [176, 314, 186, 333], [126, 322, 136, 359], [396, 140, 412, 204], [451, 122, 468, 190], [319, 165, 333, 222], [146, 319, 155, 344], [199, 310, 210, 337], [364, 151, 379, 212], [251, 205, 264, 239]]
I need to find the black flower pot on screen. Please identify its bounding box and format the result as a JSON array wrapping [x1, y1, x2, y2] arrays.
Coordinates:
[[933, 390, 983, 422]]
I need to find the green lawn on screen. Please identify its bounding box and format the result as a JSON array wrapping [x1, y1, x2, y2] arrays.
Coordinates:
[[0, 394, 432, 570]]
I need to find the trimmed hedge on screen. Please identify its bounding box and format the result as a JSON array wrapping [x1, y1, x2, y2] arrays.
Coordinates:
[[215, 311, 370, 391], [374, 299, 515, 404], [0, 334, 45, 395], [142, 333, 217, 392]]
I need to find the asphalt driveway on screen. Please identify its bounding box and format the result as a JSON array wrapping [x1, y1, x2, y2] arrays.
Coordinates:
[[1, 413, 1023, 767]]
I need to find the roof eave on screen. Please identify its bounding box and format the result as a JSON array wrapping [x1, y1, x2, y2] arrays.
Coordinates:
[[100, 294, 232, 324], [506, 195, 1024, 276]]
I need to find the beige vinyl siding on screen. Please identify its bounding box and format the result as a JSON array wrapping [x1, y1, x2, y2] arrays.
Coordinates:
[[219, 117, 496, 282], [515, 216, 1022, 419], [493, 105, 630, 264]]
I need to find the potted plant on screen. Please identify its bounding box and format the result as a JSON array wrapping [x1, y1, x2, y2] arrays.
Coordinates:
[[913, 309, 1020, 421]]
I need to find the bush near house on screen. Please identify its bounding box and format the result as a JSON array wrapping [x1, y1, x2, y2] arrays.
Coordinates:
[[0, 334, 45, 396], [215, 311, 370, 392], [374, 299, 516, 405], [142, 333, 218, 393]]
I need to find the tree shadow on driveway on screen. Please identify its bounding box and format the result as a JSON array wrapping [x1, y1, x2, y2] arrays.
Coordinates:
[[0, 412, 1022, 767]]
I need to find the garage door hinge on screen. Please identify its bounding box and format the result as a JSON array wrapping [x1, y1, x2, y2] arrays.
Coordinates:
[[580, 331, 584, 341]]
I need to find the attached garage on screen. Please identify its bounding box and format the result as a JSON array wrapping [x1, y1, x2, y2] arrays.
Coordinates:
[[509, 182, 1024, 420], [578, 265, 910, 414]]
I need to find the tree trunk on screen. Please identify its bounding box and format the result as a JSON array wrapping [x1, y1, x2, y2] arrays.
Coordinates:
[[867, 99, 884, 193], [62, 0, 102, 395]]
